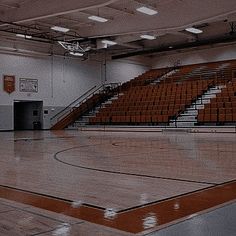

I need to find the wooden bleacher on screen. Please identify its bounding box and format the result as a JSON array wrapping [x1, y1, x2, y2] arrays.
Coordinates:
[[90, 60, 236, 126]]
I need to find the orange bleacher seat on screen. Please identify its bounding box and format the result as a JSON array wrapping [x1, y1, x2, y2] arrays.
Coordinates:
[[211, 108, 218, 114], [145, 115, 152, 123], [219, 114, 226, 122], [204, 114, 211, 122], [233, 113, 236, 121], [101, 116, 110, 123], [210, 114, 218, 122], [90, 117, 101, 124], [210, 102, 218, 108], [225, 102, 232, 108], [90, 63, 236, 126], [205, 109, 211, 114], [226, 108, 232, 114], [225, 114, 233, 122], [198, 113, 204, 122], [152, 115, 161, 123], [162, 115, 169, 123]]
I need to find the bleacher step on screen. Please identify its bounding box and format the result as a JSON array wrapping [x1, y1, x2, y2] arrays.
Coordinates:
[[176, 122, 196, 127], [69, 92, 120, 128], [171, 84, 224, 127]]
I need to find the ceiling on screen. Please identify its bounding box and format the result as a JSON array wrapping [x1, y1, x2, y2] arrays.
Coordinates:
[[1, 0, 236, 59]]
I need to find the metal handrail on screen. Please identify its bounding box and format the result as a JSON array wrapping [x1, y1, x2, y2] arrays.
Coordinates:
[[50, 82, 120, 125], [171, 79, 218, 127], [171, 74, 233, 127], [166, 67, 233, 83], [50, 85, 97, 122]]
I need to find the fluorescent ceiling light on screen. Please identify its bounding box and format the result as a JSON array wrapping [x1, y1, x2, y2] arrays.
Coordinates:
[[136, 6, 158, 15], [185, 27, 203, 34], [140, 34, 156, 40], [69, 52, 84, 57], [101, 40, 117, 46], [51, 26, 70, 33], [88, 15, 108, 23], [16, 34, 32, 39]]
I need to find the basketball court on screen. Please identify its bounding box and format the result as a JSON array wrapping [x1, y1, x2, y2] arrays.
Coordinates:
[[0, 129, 235, 235], [1, 0, 236, 235]]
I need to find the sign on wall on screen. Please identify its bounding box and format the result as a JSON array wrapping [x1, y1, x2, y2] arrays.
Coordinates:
[[20, 78, 38, 93], [3, 75, 15, 94]]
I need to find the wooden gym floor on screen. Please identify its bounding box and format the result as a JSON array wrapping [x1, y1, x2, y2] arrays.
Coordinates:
[[0, 130, 235, 235]]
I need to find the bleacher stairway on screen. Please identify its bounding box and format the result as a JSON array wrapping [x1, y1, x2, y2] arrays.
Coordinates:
[[67, 93, 122, 129], [151, 69, 178, 84], [51, 61, 236, 130], [68, 69, 177, 128], [50, 83, 120, 130], [170, 85, 225, 127]]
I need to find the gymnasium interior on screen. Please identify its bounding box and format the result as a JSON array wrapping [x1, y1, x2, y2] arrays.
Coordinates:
[[0, 0, 236, 235]]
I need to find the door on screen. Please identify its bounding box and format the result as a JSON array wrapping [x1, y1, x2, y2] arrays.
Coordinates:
[[14, 101, 43, 130]]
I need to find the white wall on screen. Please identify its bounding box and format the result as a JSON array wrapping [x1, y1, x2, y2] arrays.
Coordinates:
[[106, 59, 149, 84], [152, 44, 236, 68], [0, 55, 102, 107], [0, 53, 148, 130]]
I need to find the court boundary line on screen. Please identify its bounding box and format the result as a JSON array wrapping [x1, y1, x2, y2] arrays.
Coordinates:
[[0, 181, 235, 234], [54, 145, 217, 186], [1, 178, 235, 214]]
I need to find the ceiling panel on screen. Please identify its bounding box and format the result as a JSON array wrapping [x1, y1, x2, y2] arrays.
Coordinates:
[[0, 0, 236, 58]]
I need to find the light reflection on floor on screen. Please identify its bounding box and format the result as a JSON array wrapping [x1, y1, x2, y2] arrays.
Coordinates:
[[0, 130, 235, 235]]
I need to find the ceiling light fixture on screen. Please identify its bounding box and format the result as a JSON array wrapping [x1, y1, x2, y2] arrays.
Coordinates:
[[101, 40, 117, 46], [140, 34, 156, 40], [185, 27, 203, 34], [51, 26, 70, 33], [88, 15, 108, 23], [16, 34, 32, 39], [136, 6, 158, 15]]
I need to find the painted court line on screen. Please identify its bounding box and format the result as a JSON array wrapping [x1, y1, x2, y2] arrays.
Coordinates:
[[0, 181, 235, 234]]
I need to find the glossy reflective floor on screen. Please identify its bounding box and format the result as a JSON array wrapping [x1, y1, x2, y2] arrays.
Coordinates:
[[0, 130, 235, 235]]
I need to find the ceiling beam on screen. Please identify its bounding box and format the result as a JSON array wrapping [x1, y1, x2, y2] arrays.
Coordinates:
[[55, 16, 94, 28], [104, 6, 135, 15], [117, 42, 142, 49], [112, 34, 236, 59], [1, 0, 119, 23], [79, 1, 236, 38], [170, 31, 197, 41]]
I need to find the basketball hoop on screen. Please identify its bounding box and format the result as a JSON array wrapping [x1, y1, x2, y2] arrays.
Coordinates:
[[58, 41, 91, 56]]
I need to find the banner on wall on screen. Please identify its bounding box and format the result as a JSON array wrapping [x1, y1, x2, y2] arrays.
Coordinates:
[[20, 78, 38, 93], [3, 75, 15, 94]]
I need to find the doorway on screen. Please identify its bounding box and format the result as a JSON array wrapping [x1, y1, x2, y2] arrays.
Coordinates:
[[14, 101, 43, 130]]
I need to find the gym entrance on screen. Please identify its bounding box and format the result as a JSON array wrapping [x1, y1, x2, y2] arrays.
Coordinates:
[[14, 101, 43, 130]]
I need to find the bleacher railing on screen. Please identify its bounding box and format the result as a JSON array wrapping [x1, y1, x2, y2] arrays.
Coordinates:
[[50, 82, 120, 126], [170, 67, 236, 127], [163, 67, 234, 84]]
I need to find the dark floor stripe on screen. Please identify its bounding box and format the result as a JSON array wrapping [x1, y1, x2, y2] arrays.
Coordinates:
[[0, 181, 235, 234]]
